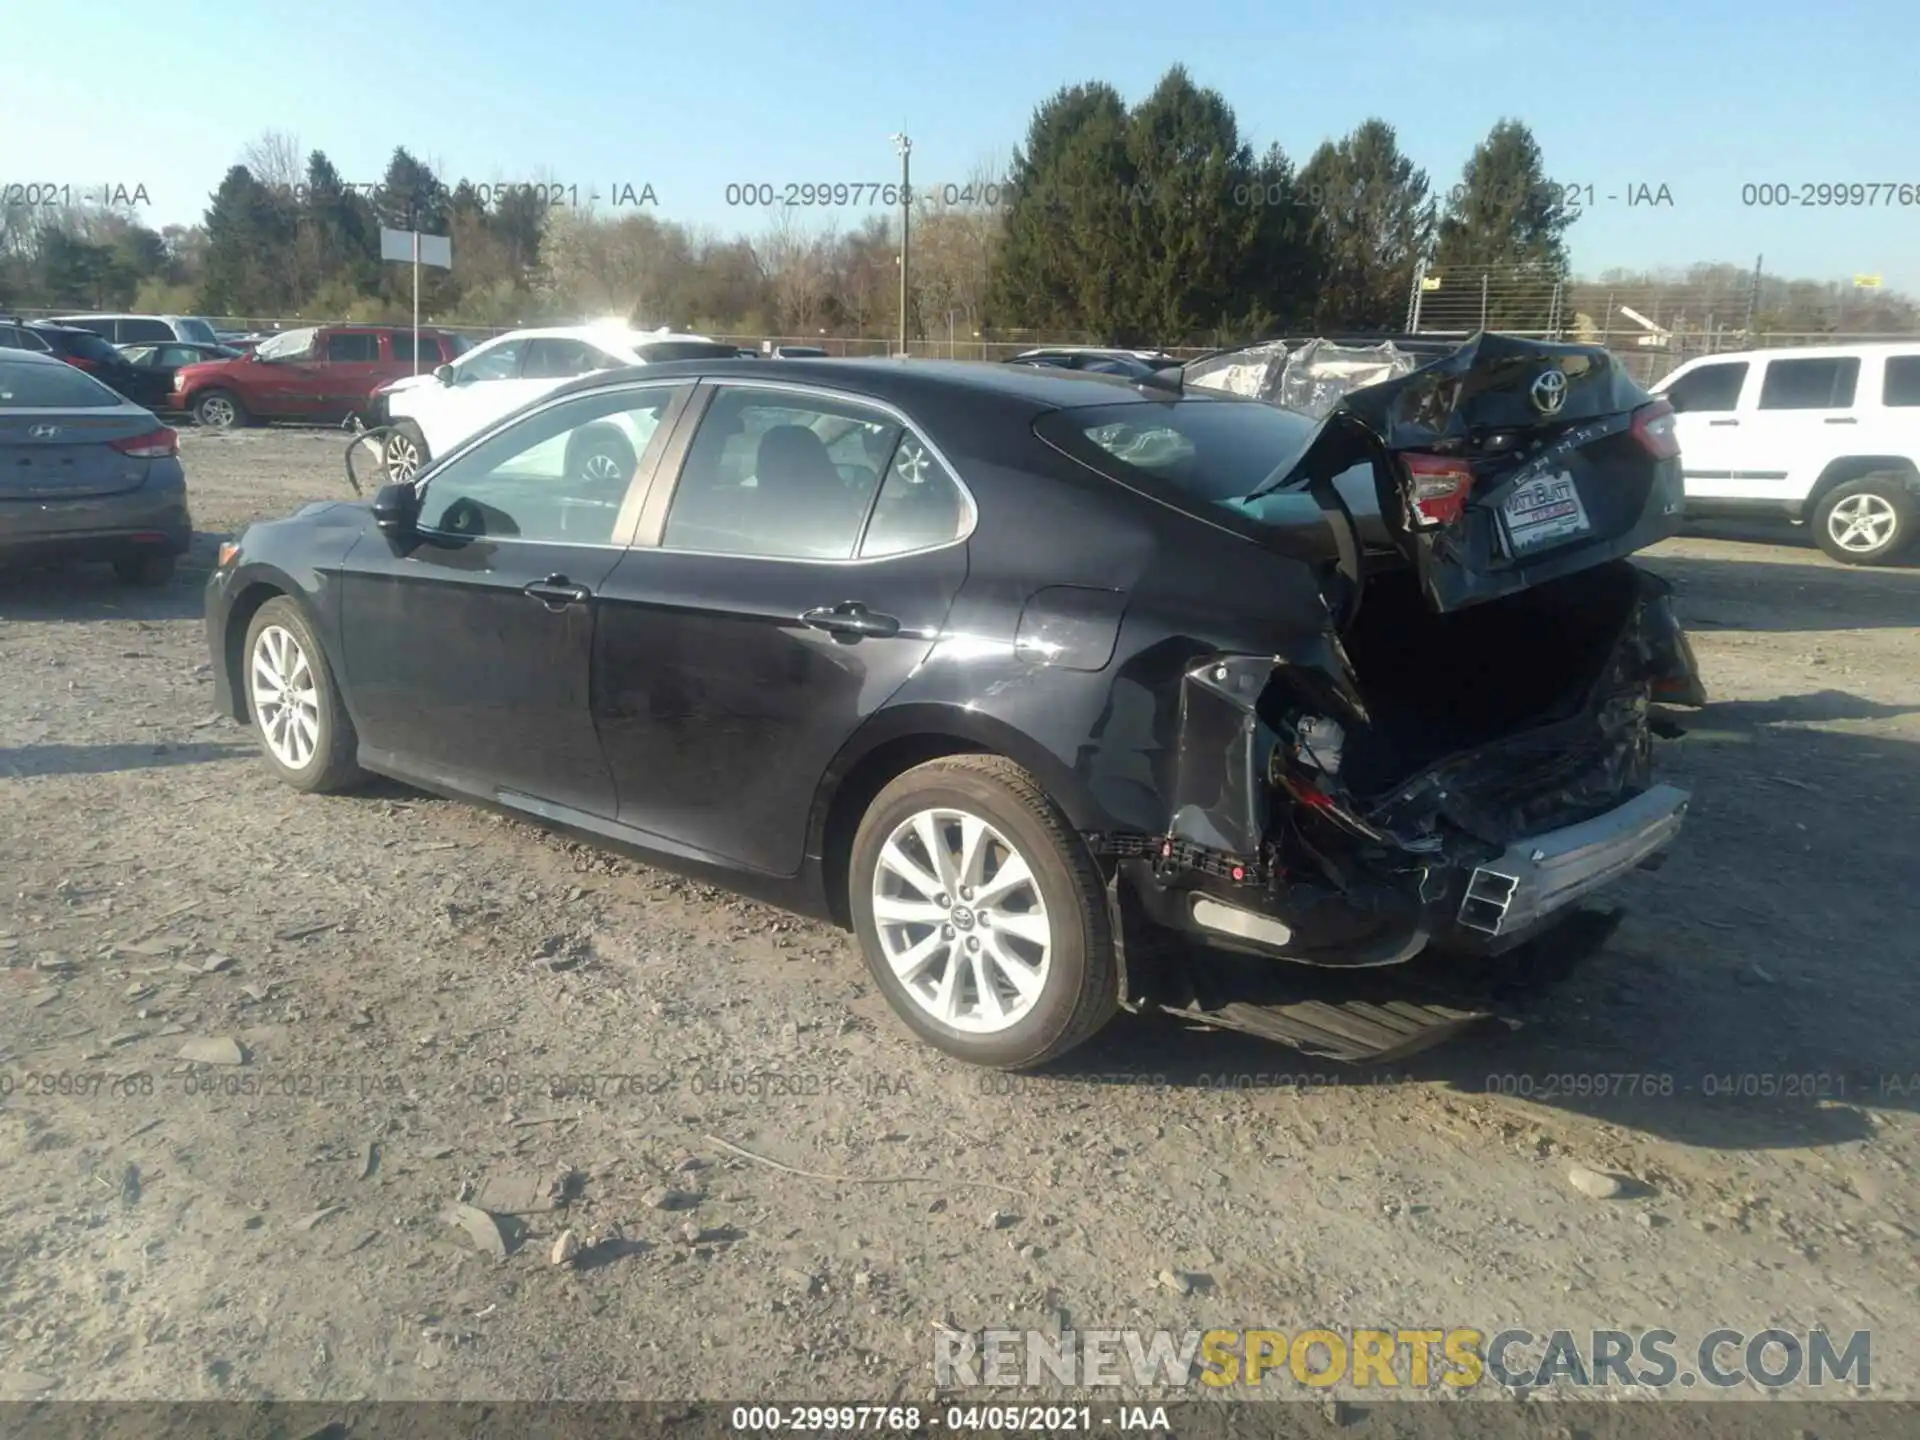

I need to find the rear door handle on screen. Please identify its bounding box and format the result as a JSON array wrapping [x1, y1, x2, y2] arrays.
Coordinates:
[[523, 574, 591, 609], [800, 602, 901, 639], [1824, 416, 1857, 424], [1707, 419, 1740, 427]]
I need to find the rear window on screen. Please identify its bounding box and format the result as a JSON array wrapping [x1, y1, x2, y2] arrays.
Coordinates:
[[1034, 398, 1321, 506], [56, 330, 122, 363], [1882, 355, 1920, 408], [1759, 356, 1859, 410], [0, 360, 122, 407]]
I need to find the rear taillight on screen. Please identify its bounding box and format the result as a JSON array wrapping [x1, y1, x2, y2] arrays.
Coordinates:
[[65, 356, 97, 372], [1631, 398, 1679, 459], [1400, 452, 1475, 528], [111, 427, 179, 458]]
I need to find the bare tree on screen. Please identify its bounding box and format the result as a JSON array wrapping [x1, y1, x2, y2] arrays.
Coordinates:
[[239, 130, 304, 193]]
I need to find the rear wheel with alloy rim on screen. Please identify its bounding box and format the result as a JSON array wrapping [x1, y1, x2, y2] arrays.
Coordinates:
[[243, 597, 365, 793], [1812, 475, 1917, 565], [382, 421, 429, 482], [849, 755, 1118, 1069]]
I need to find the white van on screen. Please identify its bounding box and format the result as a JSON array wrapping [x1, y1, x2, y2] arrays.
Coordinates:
[[1650, 342, 1920, 564], [51, 313, 222, 347]]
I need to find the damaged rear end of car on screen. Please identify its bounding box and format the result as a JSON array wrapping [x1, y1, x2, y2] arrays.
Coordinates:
[[1051, 334, 1704, 1006]]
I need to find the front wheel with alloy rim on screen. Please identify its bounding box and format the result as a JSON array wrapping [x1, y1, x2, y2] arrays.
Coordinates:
[[1812, 475, 1918, 565], [849, 755, 1119, 1069], [382, 421, 430, 483], [242, 597, 365, 793], [193, 389, 247, 430]]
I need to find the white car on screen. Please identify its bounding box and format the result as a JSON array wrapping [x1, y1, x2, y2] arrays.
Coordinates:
[[374, 324, 732, 482], [1651, 342, 1920, 564]]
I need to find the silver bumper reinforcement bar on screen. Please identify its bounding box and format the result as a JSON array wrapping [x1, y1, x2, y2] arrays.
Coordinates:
[[1458, 783, 1690, 938]]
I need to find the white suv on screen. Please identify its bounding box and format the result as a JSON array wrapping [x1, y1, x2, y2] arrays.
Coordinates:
[[374, 324, 729, 482], [1651, 342, 1920, 564]]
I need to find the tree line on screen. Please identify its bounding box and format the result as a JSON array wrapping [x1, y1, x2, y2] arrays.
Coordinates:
[[2, 67, 1915, 343]]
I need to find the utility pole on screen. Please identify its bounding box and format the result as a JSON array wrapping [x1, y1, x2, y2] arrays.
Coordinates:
[[891, 133, 911, 356]]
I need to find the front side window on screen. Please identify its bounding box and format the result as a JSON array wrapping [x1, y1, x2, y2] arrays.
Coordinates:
[[522, 339, 603, 379], [415, 385, 679, 545], [1759, 357, 1859, 410], [662, 387, 902, 560], [1663, 361, 1748, 413], [256, 328, 317, 362], [456, 338, 525, 382], [326, 332, 380, 363]]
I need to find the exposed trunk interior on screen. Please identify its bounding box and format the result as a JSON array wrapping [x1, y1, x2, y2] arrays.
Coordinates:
[[1329, 560, 1645, 799]]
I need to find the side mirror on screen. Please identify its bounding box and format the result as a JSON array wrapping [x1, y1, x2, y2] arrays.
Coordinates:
[[372, 482, 420, 537], [434, 364, 455, 385]]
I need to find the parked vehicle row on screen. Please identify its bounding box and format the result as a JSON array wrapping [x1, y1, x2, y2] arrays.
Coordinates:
[[173, 325, 467, 430], [1, 316, 174, 410], [206, 336, 1705, 1070]]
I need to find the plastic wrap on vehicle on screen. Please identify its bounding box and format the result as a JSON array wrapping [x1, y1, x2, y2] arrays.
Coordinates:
[[1186, 338, 1426, 418], [1185, 340, 1292, 401]]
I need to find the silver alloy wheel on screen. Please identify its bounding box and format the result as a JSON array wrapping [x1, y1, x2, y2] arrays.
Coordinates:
[[1827, 492, 1899, 553], [581, 448, 625, 482], [250, 624, 320, 770], [199, 394, 237, 428], [870, 807, 1052, 1034], [384, 432, 422, 482]]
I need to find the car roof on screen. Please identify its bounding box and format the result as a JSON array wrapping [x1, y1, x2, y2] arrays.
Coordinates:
[[1670, 342, 1920, 368], [542, 356, 1239, 411], [0, 348, 67, 366]]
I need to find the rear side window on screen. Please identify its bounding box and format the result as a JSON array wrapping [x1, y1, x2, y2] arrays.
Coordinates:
[[58, 331, 122, 363], [175, 318, 219, 345], [326, 333, 381, 362], [58, 317, 116, 341], [1759, 356, 1859, 410], [391, 334, 444, 363], [858, 436, 969, 557], [1663, 361, 1747, 413], [119, 318, 174, 343], [1881, 355, 1920, 408], [1034, 398, 1321, 507], [0, 361, 122, 407]]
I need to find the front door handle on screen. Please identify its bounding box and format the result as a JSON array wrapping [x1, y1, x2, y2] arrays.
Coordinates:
[[523, 574, 591, 609], [1707, 419, 1740, 427], [800, 602, 901, 639]]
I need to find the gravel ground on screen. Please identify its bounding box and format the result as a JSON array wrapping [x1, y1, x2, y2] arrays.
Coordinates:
[[2, 426, 1918, 1405]]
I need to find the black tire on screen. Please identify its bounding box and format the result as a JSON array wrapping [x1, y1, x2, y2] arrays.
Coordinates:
[[382, 420, 430, 483], [569, 427, 637, 487], [112, 553, 175, 586], [848, 755, 1119, 1069], [1811, 475, 1918, 565], [193, 388, 248, 430], [241, 596, 365, 794]]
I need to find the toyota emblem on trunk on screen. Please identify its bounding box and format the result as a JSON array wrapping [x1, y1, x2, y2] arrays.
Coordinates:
[[29, 424, 60, 438], [1530, 369, 1568, 415]]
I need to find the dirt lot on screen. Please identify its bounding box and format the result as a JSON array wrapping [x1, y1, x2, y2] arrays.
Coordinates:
[[2, 425, 1918, 1406]]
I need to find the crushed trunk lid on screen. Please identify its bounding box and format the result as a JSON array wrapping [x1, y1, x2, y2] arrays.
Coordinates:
[[1217, 332, 1688, 614]]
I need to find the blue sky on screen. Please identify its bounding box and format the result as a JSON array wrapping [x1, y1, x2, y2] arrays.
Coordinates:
[[9, 0, 1919, 290]]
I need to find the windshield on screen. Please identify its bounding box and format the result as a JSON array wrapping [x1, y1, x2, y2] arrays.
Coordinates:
[[256, 327, 317, 361], [1033, 398, 1322, 509], [0, 360, 122, 407], [176, 318, 219, 345]]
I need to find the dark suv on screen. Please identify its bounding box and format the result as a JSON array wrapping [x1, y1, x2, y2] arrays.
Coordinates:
[[0, 318, 169, 408]]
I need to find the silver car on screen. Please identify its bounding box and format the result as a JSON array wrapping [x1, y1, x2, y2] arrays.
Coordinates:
[[0, 350, 191, 585]]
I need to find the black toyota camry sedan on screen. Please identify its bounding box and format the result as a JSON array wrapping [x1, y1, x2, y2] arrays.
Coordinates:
[[206, 341, 1703, 1069]]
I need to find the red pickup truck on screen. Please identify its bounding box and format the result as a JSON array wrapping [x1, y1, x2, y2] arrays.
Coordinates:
[[173, 325, 465, 429]]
